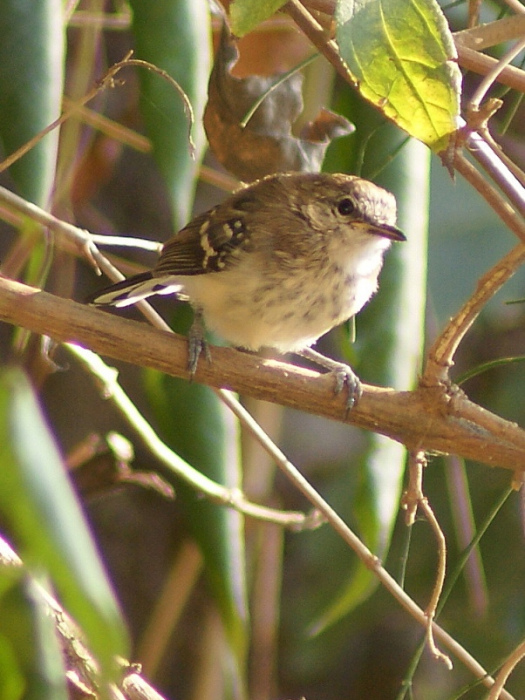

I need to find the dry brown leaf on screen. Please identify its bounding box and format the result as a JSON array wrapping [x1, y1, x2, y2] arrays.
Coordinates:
[[203, 26, 354, 181]]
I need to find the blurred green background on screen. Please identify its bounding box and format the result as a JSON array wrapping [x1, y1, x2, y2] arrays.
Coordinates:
[[0, 1, 525, 699]]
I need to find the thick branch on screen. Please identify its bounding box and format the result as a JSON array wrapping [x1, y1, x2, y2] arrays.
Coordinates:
[[1, 276, 525, 471]]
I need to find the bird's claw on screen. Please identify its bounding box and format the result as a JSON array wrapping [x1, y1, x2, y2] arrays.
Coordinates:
[[332, 365, 362, 413], [188, 312, 211, 377], [296, 347, 362, 414]]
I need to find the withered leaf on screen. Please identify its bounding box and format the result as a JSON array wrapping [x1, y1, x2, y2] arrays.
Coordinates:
[[203, 26, 354, 182]]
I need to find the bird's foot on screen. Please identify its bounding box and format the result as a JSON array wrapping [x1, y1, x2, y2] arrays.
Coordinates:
[[297, 347, 362, 413], [188, 311, 212, 377]]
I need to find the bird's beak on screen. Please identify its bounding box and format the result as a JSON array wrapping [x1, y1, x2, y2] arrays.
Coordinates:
[[368, 223, 406, 242]]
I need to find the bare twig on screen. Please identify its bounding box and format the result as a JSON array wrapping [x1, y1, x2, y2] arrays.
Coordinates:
[[466, 120, 525, 202], [469, 36, 525, 111], [0, 536, 170, 700], [0, 52, 195, 175], [423, 244, 525, 386], [487, 639, 525, 700], [502, 0, 525, 15], [421, 493, 451, 670], [454, 15, 525, 51], [403, 452, 451, 670], [455, 44, 525, 92], [285, 0, 353, 83], [65, 343, 320, 531]]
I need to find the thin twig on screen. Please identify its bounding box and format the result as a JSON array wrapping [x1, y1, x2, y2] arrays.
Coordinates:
[[0, 51, 195, 176], [90, 234, 162, 252], [419, 498, 450, 669], [455, 44, 525, 92], [403, 452, 451, 669], [502, 0, 525, 15], [464, 128, 525, 218], [469, 36, 525, 111], [423, 243, 525, 386], [285, 0, 353, 83], [454, 15, 525, 51], [64, 343, 319, 530], [269, 449, 504, 695], [487, 639, 525, 700], [1, 536, 169, 700]]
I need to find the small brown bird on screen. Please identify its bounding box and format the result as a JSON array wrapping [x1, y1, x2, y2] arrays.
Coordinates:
[[89, 172, 405, 408]]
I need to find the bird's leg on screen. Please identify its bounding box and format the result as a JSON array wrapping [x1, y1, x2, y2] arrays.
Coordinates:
[[296, 347, 362, 412], [187, 308, 212, 376]]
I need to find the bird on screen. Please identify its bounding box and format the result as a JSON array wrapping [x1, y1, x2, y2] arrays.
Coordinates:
[[88, 171, 405, 409]]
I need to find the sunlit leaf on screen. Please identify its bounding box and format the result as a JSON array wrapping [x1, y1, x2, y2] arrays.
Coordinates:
[[335, 0, 461, 151]]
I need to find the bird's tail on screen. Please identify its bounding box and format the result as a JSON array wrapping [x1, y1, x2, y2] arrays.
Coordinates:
[[87, 272, 182, 308]]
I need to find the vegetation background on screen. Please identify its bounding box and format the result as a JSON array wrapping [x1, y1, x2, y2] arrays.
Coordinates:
[[0, 1, 525, 699]]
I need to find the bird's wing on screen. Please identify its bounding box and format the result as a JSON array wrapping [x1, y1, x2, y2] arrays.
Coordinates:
[[154, 193, 258, 276]]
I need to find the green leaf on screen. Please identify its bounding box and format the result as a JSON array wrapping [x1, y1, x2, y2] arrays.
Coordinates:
[[0, 570, 26, 700], [129, 0, 211, 228], [145, 372, 249, 642], [0, 368, 129, 681], [0, 574, 67, 700], [335, 0, 461, 152], [0, 0, 64, 205], [230, 0, 288, 37], [0, 633, 25, 700]]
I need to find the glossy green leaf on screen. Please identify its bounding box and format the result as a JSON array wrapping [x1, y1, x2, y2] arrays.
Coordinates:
[[129, 0, 211, 228], [230, 0, 288, 37], [144, 310, 248, 692], [0, 368, 129, 681], [335, 0, 461, 151], [0, 0, 64, 205]]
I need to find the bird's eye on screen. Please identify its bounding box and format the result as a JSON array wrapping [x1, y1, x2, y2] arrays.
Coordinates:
[[337, 198, 355, 216]]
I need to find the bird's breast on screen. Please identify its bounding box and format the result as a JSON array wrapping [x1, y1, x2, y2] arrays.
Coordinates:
[[180, 249, 384, 353]]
